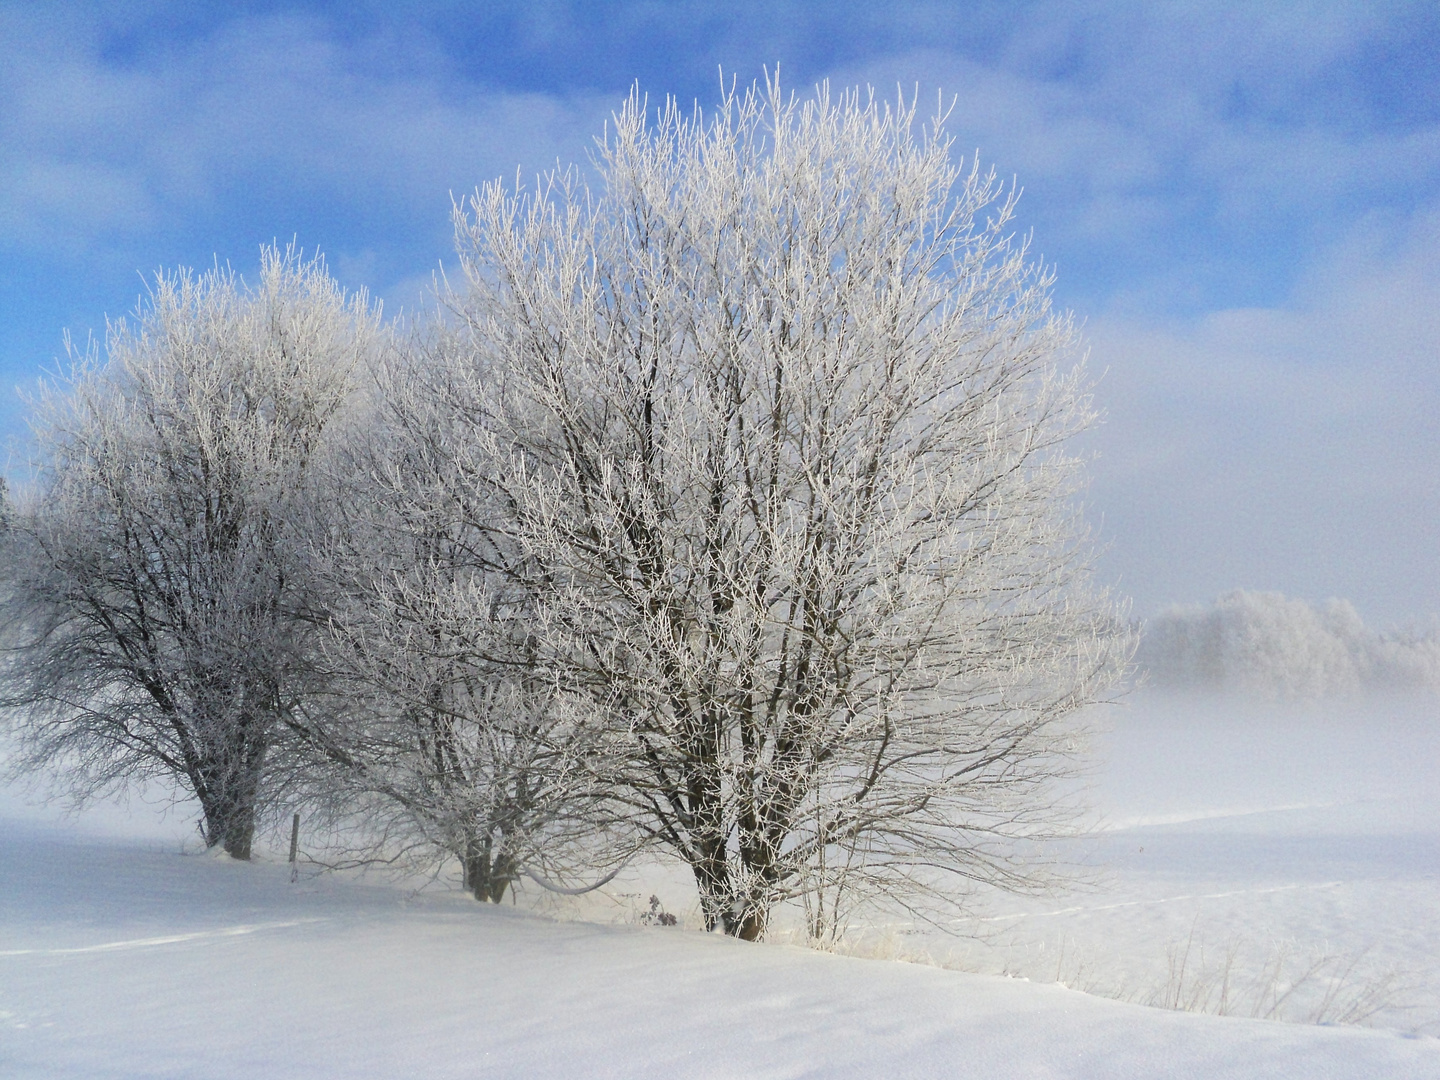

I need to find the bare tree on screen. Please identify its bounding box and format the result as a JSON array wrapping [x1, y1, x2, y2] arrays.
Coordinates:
[[445, 78, 1128, 939], [0, 246, 378, 859]]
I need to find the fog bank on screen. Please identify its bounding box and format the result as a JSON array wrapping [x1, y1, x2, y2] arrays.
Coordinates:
[[1137, 590, 1440, 700]]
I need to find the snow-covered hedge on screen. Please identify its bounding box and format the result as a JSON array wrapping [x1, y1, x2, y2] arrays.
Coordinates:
[[1138, 591, 1440, 699]]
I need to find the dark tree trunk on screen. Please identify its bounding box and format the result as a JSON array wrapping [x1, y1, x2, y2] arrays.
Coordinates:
[[735, 910, 766, 942], [461, 833, 517, 903], [199, 781, 260, 860], [220, 810, 257, 861], [690, 838, 729, 932], [690, 830, 775, 940], [194, 721, 269, 861]]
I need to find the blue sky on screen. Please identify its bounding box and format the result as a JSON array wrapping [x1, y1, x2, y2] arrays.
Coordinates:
[[2, 1, 1437, 625]]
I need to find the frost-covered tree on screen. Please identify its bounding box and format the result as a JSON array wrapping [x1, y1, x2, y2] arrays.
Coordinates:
[[1138, 590, 1440, 700], [444, 78, 1127, 939], [0, 247, 378, 859], [301, 345, 625, 901]]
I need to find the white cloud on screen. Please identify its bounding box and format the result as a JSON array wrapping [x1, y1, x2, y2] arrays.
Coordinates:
[[0, 13, 611, 257], [1082, 209, 1440, 625], [817, 6, 1439, 311], [792, 8, 1437, 626]]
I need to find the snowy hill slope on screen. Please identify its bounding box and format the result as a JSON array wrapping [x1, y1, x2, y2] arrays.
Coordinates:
[[3, 818, 1439, 1080]]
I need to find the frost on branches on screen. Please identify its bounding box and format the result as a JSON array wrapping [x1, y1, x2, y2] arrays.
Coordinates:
[[0, 247, 378, 859], [438, 78, 1127, 939], [0, 78, 1127, 935], [304, 348, 626, 904]]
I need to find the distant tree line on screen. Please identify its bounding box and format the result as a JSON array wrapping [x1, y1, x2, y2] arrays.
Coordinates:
[[0, 78, 1127, 941], [1138, 590, 1440, 701]]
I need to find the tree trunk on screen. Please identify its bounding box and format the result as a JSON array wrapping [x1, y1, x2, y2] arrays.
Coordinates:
[[690, 842, 774, 939], [221, 810, 257, 861], [488, 852, 516, 904], [735, 909, 766, 942], [461, 833, 516, 903], [195, 726, 269, 861], [690, 843, 729, 933], [199, 783, 260, 860]]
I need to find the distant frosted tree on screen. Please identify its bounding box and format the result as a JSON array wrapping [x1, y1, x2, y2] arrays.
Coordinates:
[[0, 247, 378, 859], [1138, 590, 1440, 700], [443, 78, 1127, 939]]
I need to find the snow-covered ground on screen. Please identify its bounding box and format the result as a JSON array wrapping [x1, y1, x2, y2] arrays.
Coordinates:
[[3, 693, 1439, 1078], [895, 696, 1440, 1034]]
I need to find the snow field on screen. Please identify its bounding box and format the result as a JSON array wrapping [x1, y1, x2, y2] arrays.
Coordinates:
[[2, 692, 1438, 1078], [2, 821, 1439, 1080], [883, 696, 1440, 1032]]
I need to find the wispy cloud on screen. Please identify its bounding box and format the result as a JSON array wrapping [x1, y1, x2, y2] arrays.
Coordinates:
[[1082, 208, 1440, 623], [0, 12, 610, 261], [824, 6, 1440, 312]]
